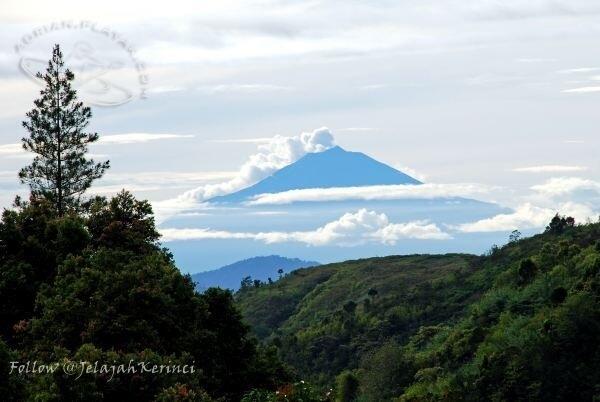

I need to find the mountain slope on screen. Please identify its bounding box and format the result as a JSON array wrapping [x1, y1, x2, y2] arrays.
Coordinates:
[[210, 146, 421, 203], [192, 255, 320, 291], [237, 253, 483, 369], [236, 219, 600, 400]]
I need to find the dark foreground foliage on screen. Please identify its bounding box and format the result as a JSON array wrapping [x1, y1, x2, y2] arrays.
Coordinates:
[[0, 192, 287, 401]]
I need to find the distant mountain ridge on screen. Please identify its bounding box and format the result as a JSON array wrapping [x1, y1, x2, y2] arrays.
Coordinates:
[[209, 146, 421, 203], [192, 255, 320, 291]]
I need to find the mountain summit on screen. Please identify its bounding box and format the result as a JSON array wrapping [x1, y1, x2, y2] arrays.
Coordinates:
[[210, 146, 421, 203]]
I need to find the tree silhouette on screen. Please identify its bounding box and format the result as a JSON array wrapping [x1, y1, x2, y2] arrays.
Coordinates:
[[509, 230, 521, 243], [19, 44, 109, 216], [545, 214, 575, 235], [518, 258, 538, 285]]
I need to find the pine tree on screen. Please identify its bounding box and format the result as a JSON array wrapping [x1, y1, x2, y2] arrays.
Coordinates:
[[19, 44, 109, 216]]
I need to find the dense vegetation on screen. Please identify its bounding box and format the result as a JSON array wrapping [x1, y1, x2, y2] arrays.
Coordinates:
[[238, 253, 481, 379], [0, 193, 287, 400], [0, 45, 287, 401], [237, 218, 600, 401]]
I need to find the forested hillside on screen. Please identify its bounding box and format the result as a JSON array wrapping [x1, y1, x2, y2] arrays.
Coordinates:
[[237, 217, 600, 401]]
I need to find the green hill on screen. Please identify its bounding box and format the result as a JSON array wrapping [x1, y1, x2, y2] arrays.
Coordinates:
[[237, 217, 600, 401], [237, 253, 484, 378]]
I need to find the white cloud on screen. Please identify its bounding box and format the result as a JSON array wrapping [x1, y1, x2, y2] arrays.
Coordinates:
[[154, 127, 336, 218], [457, 177, 600, 232], [148, 85, 187, 94], [104, 171, 236, 185], [560, 71, 600, 94], [208, 138, 273, 144], [456, 203, 555, 232], [0, 133, 195, 160], [556, 201, 599, 223], [557, 67, 600, 74], [247, 183, 497, 205], [87, 153, 110, 159], [89, 184, 164, 194], [0, 143, 25, 157], [394, 165, 428, 182], [456, 202, 597, 232], [0, 134, 193, 157], [160, 208, 450, 245], [98, 133, 194, 144], [0, 77, 38, 120], [375, 221, 451, 243], [335, 127, 379, 132], [247, 211, 288, 216], [562, 86, 600, 93], [91, 171, 238, 195], [198, 84, 294, 94], [530, 177, 600, 197], [136, 22, 426, 65], [516, 58, 557, 63], [160, 228, 256, 242], [513, 165, 587, 173], [359, 84, 387, 91], [263, 208, 390, 246], [37, 0, 597, 67]]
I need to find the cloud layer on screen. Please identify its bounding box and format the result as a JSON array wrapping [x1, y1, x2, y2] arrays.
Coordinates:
[[513, 165, 587, 173], [457, 203, 556, 232], [160, 208, 450, 245], [247, 183, 498, 205], [98, 133, 194, 144], [457, 177, 600, 232], [530, 177, 600, 198], [0, 132, 194, 157], [0, 143, 25, 157]]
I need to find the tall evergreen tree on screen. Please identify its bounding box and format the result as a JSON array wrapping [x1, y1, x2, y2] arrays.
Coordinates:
[[19, 44, 109, 216]]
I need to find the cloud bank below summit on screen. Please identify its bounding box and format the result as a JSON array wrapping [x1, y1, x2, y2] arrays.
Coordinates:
[[247, 183, 498, 205], [159, 174, 600, 239], [160, 208, 451, 246]]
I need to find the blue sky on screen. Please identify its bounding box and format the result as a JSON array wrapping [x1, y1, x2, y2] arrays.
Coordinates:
[[1, 1, 600, 270]]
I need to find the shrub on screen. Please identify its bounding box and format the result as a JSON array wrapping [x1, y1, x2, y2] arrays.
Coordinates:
[[517, 259, 538, 285]]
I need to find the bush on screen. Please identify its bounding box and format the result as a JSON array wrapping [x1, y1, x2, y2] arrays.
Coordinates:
[[334, 371, 359, 402], [517, 259, 538, 285], [242, 381, 332, 402], [359, 342, 413, 401]]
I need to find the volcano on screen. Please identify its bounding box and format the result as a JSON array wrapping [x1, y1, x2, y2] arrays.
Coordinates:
[[209, 146, 421, 203]]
